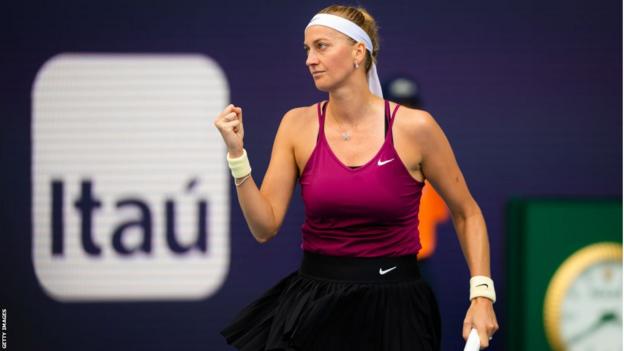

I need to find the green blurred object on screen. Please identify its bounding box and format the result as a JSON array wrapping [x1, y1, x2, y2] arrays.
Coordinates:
[[506, 198, 622, 351]]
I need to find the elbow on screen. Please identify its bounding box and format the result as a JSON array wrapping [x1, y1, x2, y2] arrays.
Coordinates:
[[256, 215, 280, 244], [451, 199, 482, 221], [255, 229, 277, 244], [256, 235, 270, 244], [251, 203, 281, 244], [256, 235, 275, 245]]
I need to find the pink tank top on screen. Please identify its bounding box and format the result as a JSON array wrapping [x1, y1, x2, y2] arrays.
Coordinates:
[[299, 99, 426, 257]]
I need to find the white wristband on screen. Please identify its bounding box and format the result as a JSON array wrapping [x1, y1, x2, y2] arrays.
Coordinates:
[[470, 275, 496, 303], [226, 148, 252, 179]]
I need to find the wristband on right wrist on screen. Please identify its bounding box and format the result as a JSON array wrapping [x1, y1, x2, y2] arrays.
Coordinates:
[[226, 148, 251, 178]]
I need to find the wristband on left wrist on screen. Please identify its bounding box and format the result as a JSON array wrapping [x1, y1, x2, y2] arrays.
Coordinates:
[[469, 275, 496, 304]]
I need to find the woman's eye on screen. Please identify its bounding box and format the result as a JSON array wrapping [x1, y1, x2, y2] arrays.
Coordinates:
[[303, 43, 327, 53]]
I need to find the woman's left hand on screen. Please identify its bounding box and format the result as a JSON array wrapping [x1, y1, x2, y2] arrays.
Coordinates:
[[463, 297, 499, 349]]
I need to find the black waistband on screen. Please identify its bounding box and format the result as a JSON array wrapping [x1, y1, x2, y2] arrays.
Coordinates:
[[299, 250, 421, 282]]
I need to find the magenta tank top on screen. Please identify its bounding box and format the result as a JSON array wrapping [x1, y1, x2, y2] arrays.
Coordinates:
[[299, 99, 426, 257]]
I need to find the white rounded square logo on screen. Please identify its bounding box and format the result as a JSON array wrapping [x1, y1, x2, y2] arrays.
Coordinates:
[[32, 53, 230, 301]]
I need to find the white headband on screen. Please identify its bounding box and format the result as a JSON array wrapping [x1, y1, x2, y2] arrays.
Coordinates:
[[305, 13, 383, 98]]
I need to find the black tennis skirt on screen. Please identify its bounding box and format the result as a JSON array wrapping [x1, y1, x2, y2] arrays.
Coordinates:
[[220, 250, 442, 351]]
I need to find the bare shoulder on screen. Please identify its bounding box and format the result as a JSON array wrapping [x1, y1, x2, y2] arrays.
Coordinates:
[[391, 104, 450, 172], [393, 104, 439, 140], [276, 103, 319, 143], [280, 103, 318, 128], [276, 102, 322, 176]]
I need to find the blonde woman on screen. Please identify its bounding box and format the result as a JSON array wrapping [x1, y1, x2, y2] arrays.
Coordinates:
[[215, 4, 498, 350]]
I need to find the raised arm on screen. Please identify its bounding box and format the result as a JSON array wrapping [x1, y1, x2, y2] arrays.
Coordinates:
[[214, 105, 300, 243]]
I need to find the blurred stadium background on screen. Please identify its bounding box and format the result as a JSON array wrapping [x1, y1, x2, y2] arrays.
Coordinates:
[[1, 1, 621, 350]]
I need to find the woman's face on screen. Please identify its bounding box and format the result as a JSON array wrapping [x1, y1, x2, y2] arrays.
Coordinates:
[[304, 25, 362, 91]]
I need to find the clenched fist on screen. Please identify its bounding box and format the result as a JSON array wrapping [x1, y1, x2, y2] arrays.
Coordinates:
[[214, 104, 245, 157]]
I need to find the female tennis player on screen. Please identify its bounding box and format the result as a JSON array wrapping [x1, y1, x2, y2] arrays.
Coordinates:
[[214, 4, 499, 350]]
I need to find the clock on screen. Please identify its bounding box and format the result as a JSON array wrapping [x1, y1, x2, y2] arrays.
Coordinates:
[[544, 242, 622, 351]]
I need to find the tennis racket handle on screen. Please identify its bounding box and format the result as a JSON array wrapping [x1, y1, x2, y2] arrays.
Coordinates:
[[463, 328, 481, 351]]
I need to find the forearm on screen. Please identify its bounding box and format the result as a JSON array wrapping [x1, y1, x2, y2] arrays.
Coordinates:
[[227, 147, 277, 243], [451, 206, 491, 278], [233, 174, 277, 244]]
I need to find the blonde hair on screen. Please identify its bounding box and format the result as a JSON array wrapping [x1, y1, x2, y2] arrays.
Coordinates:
[[317, 4, 380, 73]]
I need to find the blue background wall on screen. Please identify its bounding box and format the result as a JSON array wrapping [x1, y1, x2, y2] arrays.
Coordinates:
[[1, 0, 620, 350]]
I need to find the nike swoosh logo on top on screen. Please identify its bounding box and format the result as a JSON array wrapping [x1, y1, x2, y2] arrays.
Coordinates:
[[476, 283, 489, 288], [379, 266, 397, 275], [377, 158, 395, 166]]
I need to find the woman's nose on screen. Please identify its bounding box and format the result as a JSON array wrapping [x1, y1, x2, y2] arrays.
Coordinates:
[[306, 51, 318, 66]]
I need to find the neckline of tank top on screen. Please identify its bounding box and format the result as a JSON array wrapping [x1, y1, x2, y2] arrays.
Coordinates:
[[320, 100, 397, 173], [349, 116, 388, 169]]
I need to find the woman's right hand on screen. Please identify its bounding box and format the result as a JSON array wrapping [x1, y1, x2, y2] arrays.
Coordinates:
[[213, 104, 245, 157]]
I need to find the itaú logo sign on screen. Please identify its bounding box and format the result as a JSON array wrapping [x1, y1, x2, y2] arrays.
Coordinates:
[[32, 53, 230, 302]]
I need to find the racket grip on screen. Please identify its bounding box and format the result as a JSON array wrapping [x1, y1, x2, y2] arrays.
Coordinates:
[[463, 328, 481, 351]]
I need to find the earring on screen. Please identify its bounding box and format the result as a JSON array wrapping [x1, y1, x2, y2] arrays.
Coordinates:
[[354, 61, 359, 69]]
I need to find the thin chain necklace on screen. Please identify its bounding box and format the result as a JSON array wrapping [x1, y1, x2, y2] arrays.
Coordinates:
[[328, 107, 359, 142]]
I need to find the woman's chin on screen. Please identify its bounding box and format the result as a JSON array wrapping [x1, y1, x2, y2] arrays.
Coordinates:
[[313, 84, 330, 93], [312, 80, 332, 92]]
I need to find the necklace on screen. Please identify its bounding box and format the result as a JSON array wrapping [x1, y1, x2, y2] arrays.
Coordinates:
[[329, 111, 357, 142]]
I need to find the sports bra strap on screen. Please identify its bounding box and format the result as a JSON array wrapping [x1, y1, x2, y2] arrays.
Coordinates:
[[391, 103, 400, 120], [318, 99, 400, 138]]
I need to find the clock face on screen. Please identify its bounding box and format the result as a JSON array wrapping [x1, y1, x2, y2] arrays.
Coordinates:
[[560, 260, 622, 351]]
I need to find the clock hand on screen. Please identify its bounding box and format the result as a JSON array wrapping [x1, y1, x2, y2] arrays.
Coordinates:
[[568, 311, 618, 345]]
